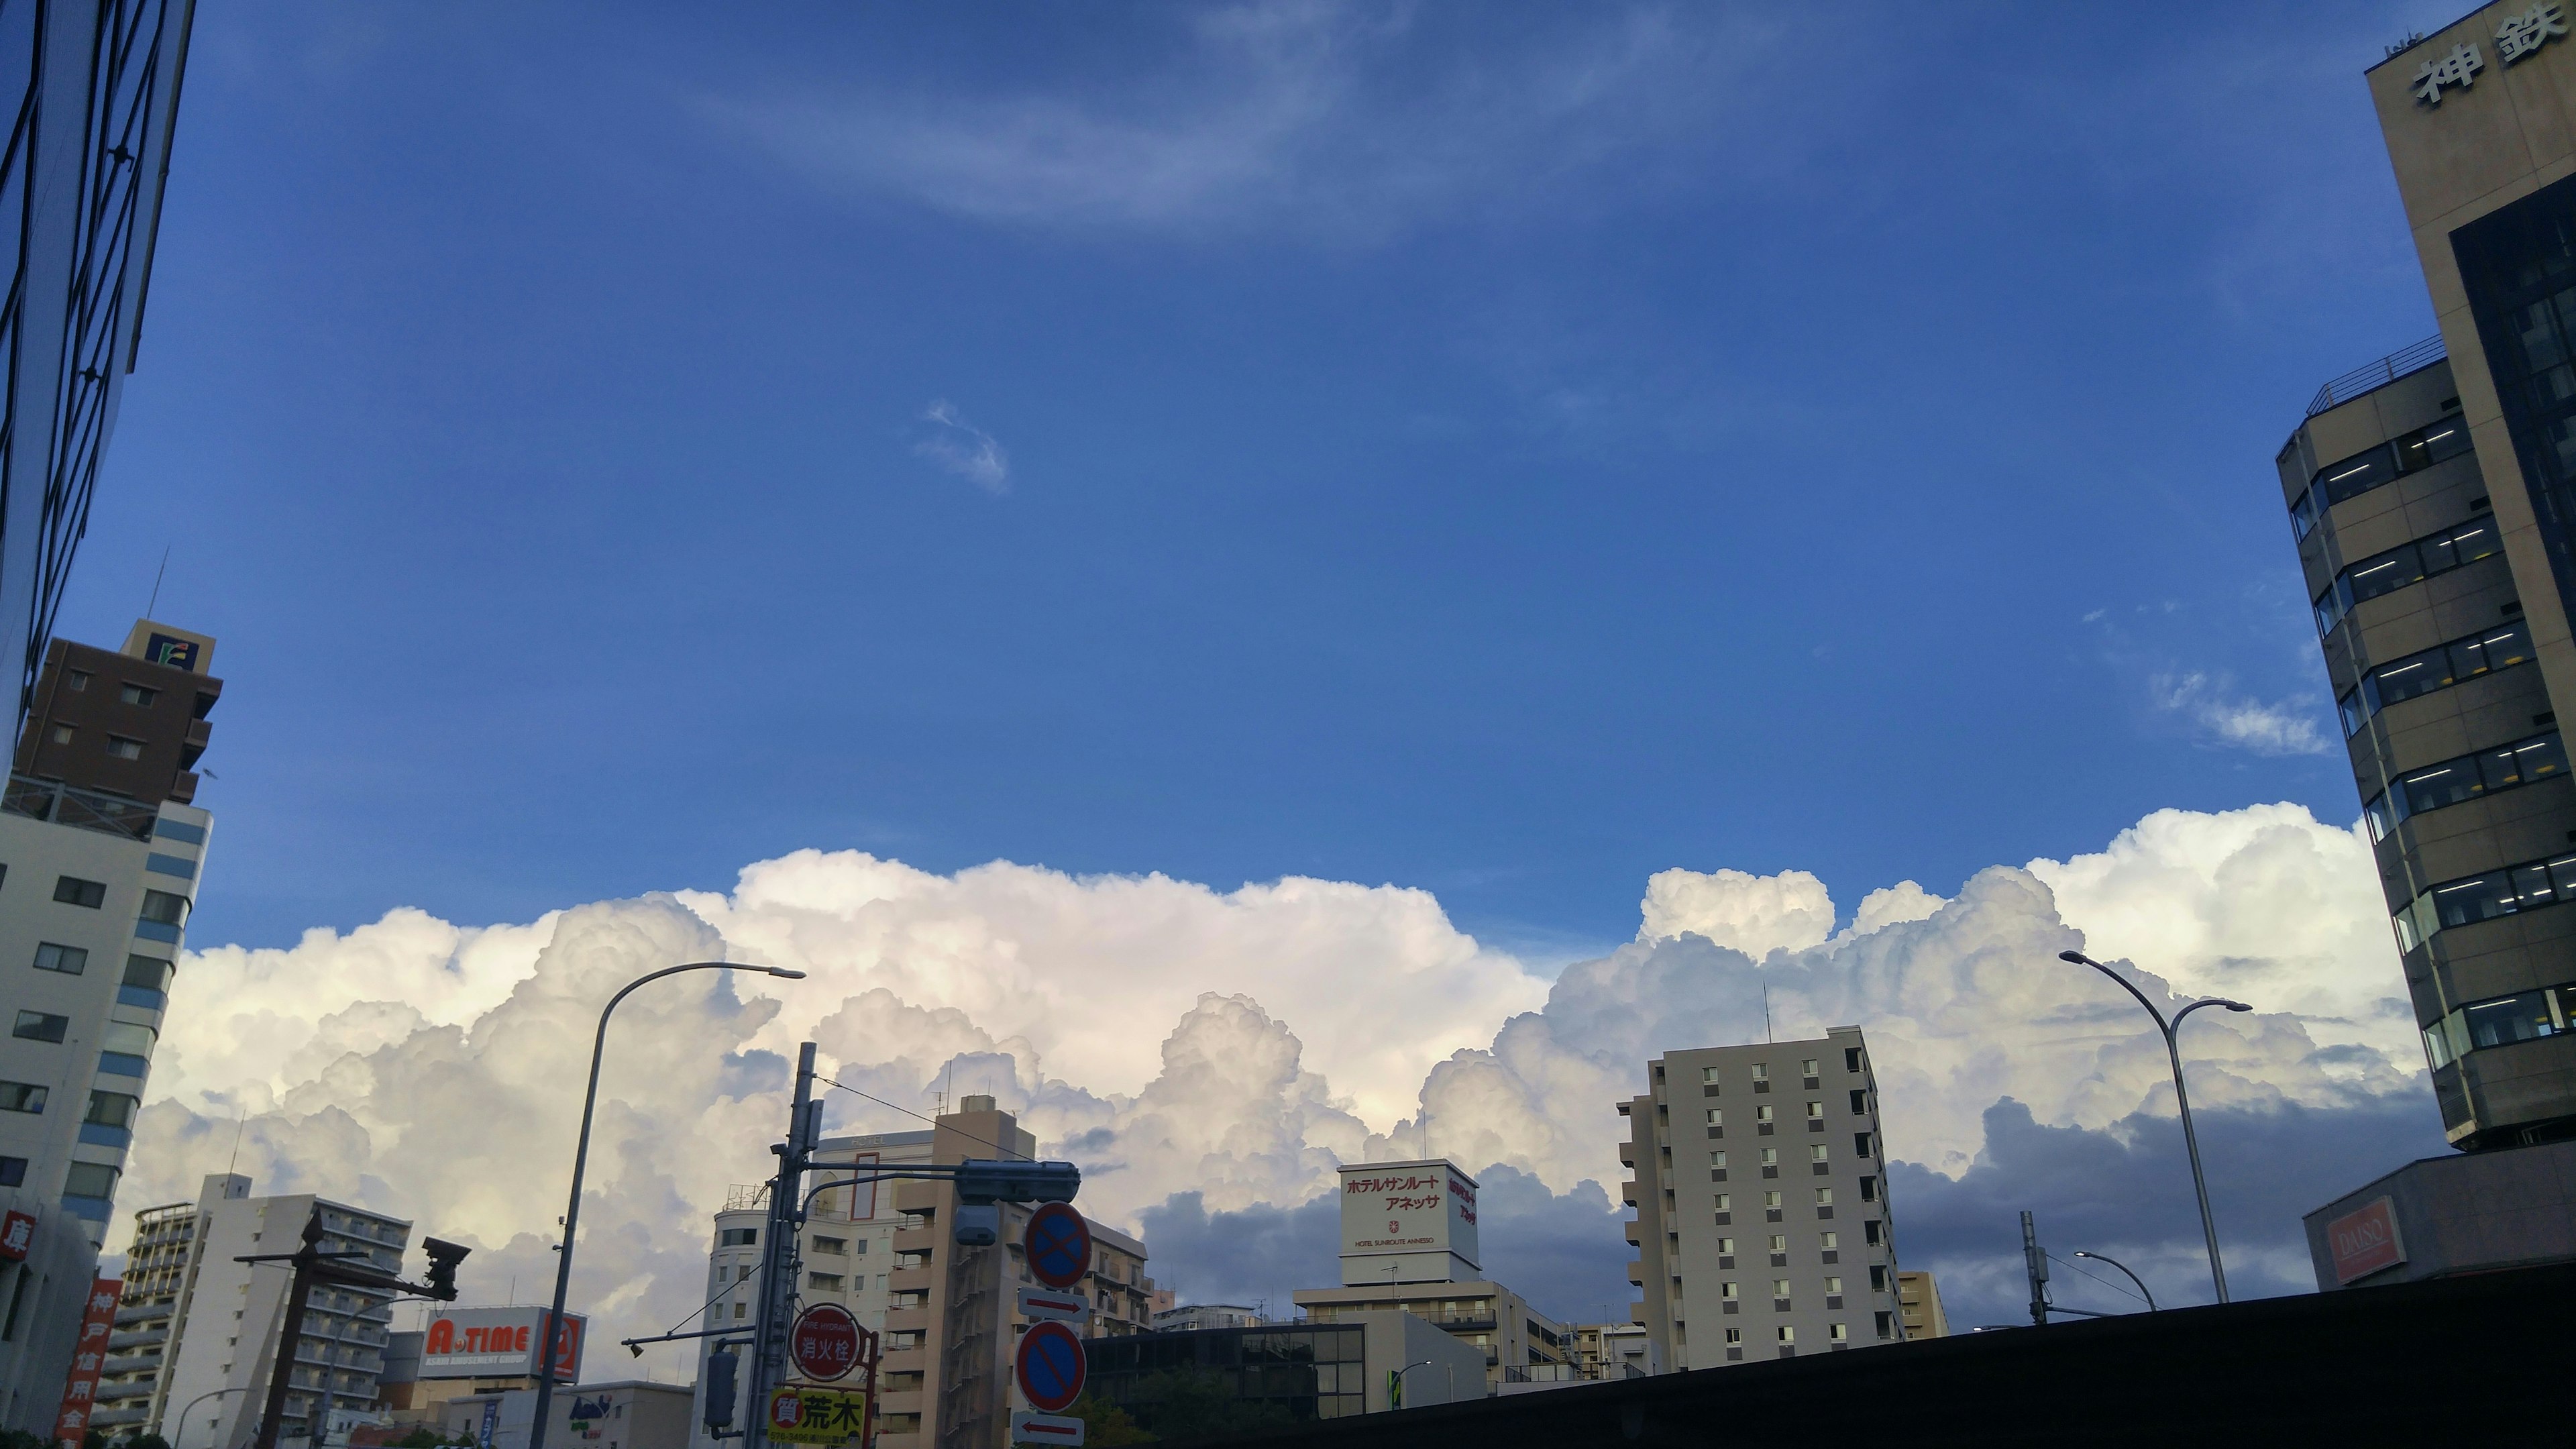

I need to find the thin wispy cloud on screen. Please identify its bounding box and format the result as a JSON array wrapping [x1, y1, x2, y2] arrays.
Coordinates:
[[2153, 670, 2330, 757], [914, 399, 1010, 493], [700, 2, 1784, 241]]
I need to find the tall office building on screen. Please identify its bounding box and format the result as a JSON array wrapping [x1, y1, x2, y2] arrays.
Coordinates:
[[1620, 1028, 1904, 1368], [0, 1, 198, 720], [0, 620, 217, 1434], [689, 1099, 1155, 1449], [87, 1173, 411, 1449], [2282, 2, 2576, 1285]]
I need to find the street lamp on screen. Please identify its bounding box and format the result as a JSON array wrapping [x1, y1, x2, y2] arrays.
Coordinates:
[[172, 1385, 244, 1449], [1391, 1359, 1435, 1409], [2071, 1251, 2156, 1311], [529, 961, 805, 1449], [2058, 949, 2251, 1303]]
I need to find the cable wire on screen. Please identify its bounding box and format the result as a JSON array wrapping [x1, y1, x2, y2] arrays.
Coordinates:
[[2048, 1252, 2148, 1307], [816, 1074, 1030, 1160]]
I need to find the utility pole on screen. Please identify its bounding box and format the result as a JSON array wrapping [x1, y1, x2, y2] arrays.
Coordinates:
[[242, 1210, 467, 1449], [744, 1043, 820, 1449], [2021, 1212, 2050, 1328]]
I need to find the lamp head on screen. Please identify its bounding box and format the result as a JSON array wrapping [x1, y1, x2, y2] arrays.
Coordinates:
[[766, 967, 808, 979], [2057, 950, 2092, 965], [2221, 1000, 2253, 1013]]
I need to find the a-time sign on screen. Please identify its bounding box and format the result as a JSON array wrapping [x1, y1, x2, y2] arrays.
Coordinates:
[[2415, 3, 2569, 105]]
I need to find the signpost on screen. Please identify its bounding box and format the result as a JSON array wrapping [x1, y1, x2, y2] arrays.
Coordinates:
[[791, 1304, 865, 1383], [1022, 1203, 1091, 1291], [1016, 1287, 1088, 1324], [765, 1387, 873, 1446], [1009, 1411, 1085, 1446]]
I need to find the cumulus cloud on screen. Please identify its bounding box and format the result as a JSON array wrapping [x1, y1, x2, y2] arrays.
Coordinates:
[[117, 800, 2432, 1361], [2153, 670, 2331, 756], [913, 400, 1010, 492]]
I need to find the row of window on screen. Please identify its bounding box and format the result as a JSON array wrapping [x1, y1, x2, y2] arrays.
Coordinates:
[[2422, 980, 2576, 1069], [45, 724, 148, 760], [1713, 1232, 1867, 1256], [2312, 508, 2502, 637], [1708, 1142, 1859, 1169], [39, 873, 189, 924], [34, 943, 175, 989], [1711, 1181, 1878, 1214], [1705, 1102, 1834, 1125], [7, 1018, 152, 1055], [2339, 617, 2535, 736], [63, 670, 163, 708], [2290, 409, 2472, 540], [2392, 847, 2576, 952], [2364, 731, 2567, 840], [0, 1084, 138, 1125]]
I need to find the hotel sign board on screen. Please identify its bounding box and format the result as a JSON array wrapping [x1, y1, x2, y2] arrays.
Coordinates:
[[1338, 1159, 1479, 1269], [2326, 1197, 2407, 1285]]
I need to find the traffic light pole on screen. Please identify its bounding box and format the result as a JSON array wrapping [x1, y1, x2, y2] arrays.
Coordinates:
[[239, 1210, 466, 1449], [745, 1044, 821, 1449]]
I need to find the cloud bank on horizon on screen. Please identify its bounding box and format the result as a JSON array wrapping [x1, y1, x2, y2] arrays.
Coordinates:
[[127, 800, 2432, 1348]]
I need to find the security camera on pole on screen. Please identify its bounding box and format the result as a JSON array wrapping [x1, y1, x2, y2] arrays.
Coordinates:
[[239, 1213, 469, 1449]]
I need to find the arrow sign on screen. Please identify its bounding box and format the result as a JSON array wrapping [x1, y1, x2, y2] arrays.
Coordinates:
[[1018, 1287, 1089, 1324], [1015, 1320, 1087, 1414], [1010, 1411, 1085, 1446], [1023, 1203, 1092, 1291]]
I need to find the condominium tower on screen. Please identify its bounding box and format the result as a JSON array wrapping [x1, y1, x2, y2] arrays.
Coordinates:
[[1621, 1028, 1904, 1367], [0, 622, 219, 1434]]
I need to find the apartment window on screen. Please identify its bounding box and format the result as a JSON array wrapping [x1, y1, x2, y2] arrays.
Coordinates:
[[718, 1228, 757, 1246], [737, 1266, 754, 1281], [733, 1303, 747, 1319], [1819, 1232, 1838, 1250], [1777, 1326, 1795, 1344], [853, 1239, 869, 1254], [119, 684, 156, 707], [1770, 1279, 1790, 1297], [1811, 1145, 1829, 1163], [33, 943, 87, 974], [66, 670, 89, 691], [48, 725, 70, 745], [2343, 618, 2535, 735], [1724, 1328, 1741, 1345], [54, 877, 105, 908], [0, 1157, 23, 1187], [1805, 1099, 1823, 1120], [1719, 1282, 1737, 1300], [101, 1023, 155, 1057], [1829, 1323, 1848, 1344], [1714, 1193, 1731, 1213], [1870, 1266, 1890, 1292], [1755, 1106, 1773, 1122], [1824, 1276, 1842, 1295], [1766, 1234, 1786, 1253], [1815, 1187, 1834, 1205], [1750, 1063, 1766, 1080], [2364, 731, 2567, 840], [806, 1273, 845, 1291], [105, 737, 144, 761], [64, 1163, 118, 1200], [13, 1012, 68, 1043], [1709, 1151, 1726, 1168], [1876, 1311, 1895, 1339], [0, 1084, 38, 1114], [1860, 1176, 1878, 1202], [812, 1236, 847, 1255], [1844, 1047, 1863, 1073], [1705, 1108, 1721, 1125], [1854, 1132, 1872, 1157], [1759, 1147, 1777, 1166], [1849, 1089, 1867, 1114], [1717, 1237, 1735, 1254], [124, 956, 174, 991], [85, 1093, 139, 1128], [1864, 1221, 1883, 1246], [139, 890, 189, 926], [1701, 1067, 1721, 1083]]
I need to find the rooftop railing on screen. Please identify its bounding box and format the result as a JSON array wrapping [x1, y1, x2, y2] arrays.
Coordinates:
[[1, 773, 158, 842], [2308, 334, 2449, 417]]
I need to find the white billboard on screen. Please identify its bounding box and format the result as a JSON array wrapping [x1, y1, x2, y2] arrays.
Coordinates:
[[419, 1306, 588, 1381], [1338, 1160, 1479, 1274]]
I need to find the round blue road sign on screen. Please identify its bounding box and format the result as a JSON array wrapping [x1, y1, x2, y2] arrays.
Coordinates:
[[1016, 1320, 1086, 1413], [1024, 1202, 1091, 1291]]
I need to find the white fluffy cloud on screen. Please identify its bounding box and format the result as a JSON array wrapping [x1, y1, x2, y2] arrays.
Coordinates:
[[121, 800, 2422, 1354]]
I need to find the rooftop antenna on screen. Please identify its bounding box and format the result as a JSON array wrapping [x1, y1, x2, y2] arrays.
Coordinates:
[[1762, 979, 1774, 1044], [225, 1109, 246, 1175], [144, 545, 170, 620]]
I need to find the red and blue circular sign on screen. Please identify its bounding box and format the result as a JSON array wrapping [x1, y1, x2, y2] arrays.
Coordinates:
[[1023, 1202, 1091, 1291], [1016, 1320, 1086, 1413]]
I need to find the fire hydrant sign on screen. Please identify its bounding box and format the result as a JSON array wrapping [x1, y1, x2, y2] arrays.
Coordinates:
[[792, 1303, 865, 1382], [767, 1387, 872, 1446]]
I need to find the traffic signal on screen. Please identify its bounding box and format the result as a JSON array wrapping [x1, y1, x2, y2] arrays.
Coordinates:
[[951, 1159, 1080, 1205], [704, 1349, 738, 1432], [421, 1238, 471, 1300]]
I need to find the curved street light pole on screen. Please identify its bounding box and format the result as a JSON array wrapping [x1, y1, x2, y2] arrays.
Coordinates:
[[529, 961, 805, 1449], [1391, 1358, 1435, 1409], [2059, 950, 2250, 1303], [173, 1385, 245, 1449], [2071, 1250, 2157, 1311]]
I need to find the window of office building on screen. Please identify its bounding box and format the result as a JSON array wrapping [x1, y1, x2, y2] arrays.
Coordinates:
[[32, 943, 85, 974], [2342, 618, 2536, 734], [13, 1012, 66, 1042], [53, 876, 103, 908], [0, 1083, 46, 1113], [2314, 509, 2504, 634], [2367, 732, 2569, 837]]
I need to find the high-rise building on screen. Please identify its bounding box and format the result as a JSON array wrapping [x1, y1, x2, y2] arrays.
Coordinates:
[[1894, 1271, 1947, 1339], [88, 1174, 411, 1449], [0, 621, 218, 1435], [2278, 1, 2576, 1285], [0, 2, 198, 720], [1288, 1159, 1572, 1391], [688, 1099, 1155, 1449], [1620, 1027, 1904, 1368]]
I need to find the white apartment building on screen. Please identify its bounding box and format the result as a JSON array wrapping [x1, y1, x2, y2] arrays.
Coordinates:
[[91, 1173, 412, 1449], [0, 622, 220, 1437], [1622, 1026, 1907, 1369]]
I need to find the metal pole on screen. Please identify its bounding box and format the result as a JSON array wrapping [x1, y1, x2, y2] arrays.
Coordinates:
[[2020, 1212, 2047, 1327], [530, 963, 804, 1449], [745, 1044, 818, 1449], [2071, 1252, 2156, 1311], [2059, 951, 2249, 1305], [251, 1222, 319, 1449], [172, 1386, 245, 1449]]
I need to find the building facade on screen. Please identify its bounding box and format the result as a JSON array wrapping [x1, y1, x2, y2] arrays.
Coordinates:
[[1083, 1312, 1482, 1429], [437, 1380, 692, 1449], [86, 1174, 411, 1449], [1147, 1305, 1261, 1333], [688, 1099, 1156, 1449], [1621, 1027, 1904, 1368], [1894, 1271, 1947, 1339], [0, 621, 217, 1436], [0, 1, 198, 722]]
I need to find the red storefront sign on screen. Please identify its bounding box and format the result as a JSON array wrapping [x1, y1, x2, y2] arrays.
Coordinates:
[[54, 1277, 121, 1447], [2326, 1196, 2406, 1285], [0, 1210, 36, 1261]]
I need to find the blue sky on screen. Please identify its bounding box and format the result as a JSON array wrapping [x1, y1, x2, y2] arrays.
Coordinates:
[[70, 1, 2440, 953]]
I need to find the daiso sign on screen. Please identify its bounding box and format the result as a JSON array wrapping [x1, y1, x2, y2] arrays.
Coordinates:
[[2325, 1197, 2407, 1285], [419, 1307, 587, 1381]]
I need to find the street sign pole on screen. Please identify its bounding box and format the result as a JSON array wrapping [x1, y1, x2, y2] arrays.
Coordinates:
[[748, 1044, 820, 1449]]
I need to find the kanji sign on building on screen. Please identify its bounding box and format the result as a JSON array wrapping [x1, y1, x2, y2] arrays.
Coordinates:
[[790, 1303, 865, 1383], [53, 1277, 121, 1448], [1335, 1159, 1481, 1279], [0, 1210, 35, 1262], [765, 1387, 872, 1446], [2415, 5, 2570, 106]]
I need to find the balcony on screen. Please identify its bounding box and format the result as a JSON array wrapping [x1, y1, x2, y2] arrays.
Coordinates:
[[892, 1225, 936, 1256], [888, 1265, 932, 1295], [1, 774, 156, 842], [885, 1306, 928, 1335]]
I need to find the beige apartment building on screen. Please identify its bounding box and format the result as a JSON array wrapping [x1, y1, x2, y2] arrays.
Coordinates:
[[1894, 1271, 1947, 1339], [2279, 2, 2576, 1287], [690, 1098, 1152, 1449], [1621, 1027, 1904, 1368]]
